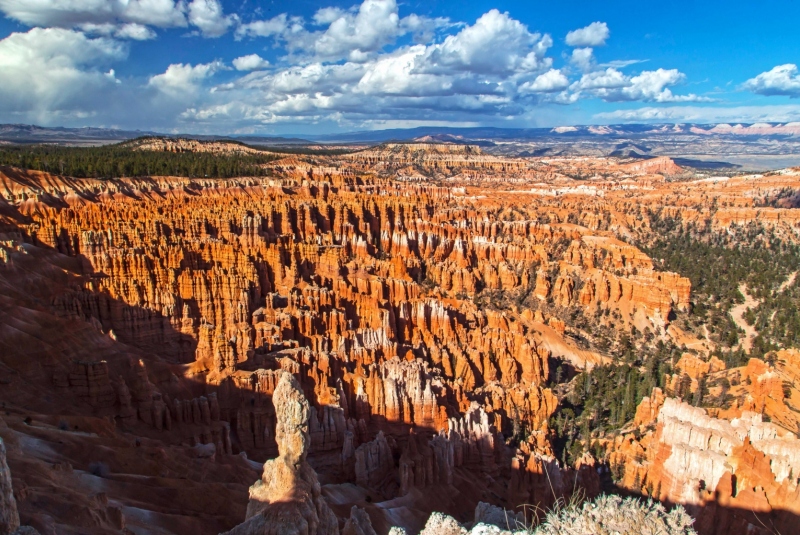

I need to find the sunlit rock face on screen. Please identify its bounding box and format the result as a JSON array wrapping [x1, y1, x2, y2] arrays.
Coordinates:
[[611, 393, 800, 535]]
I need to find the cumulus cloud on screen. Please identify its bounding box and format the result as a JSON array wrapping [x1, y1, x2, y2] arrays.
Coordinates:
[[520, 69, 569, 93], [421, 9, 552, 76], [306, 0, 403, 60], [232, 54, 270, 71], [114, 23, 157, 40], [571, 67, 710, 103], [313, 7, 347, 25], [218, 8, 555, 124], [188, 0, 237, 37], [236, 0, 451, 62], [236, 14, 297, 39], [399, 13, 454, 44], [149, 60, 224, 95], [80, 22, 157, 40], [0, 0, 718, 131], [0, 0, 187, 29], [570, 47, 594, 71], [743, 64, 800, 97], [0, 0, 236, 38], [0, 27, 127, 119], [566, 21, 609, 47], [573, 68, 628, 90], [224, 3, 554, 129], [148, 5, 707, 129]]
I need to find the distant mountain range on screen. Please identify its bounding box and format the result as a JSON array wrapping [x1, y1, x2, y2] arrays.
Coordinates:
[[309, 122, 800, 142], [2, 122, 800, 147], [0, 124, 312, 146]]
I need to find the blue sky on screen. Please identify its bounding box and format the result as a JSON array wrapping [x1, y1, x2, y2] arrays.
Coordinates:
[[0, 0, 799, 134]]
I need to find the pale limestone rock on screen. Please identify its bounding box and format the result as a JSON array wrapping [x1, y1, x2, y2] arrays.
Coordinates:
[[418, 512, 466, 535]]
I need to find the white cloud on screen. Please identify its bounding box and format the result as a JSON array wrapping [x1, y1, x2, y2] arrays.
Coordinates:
[[0, 0, 236, 38], [187, 0, 237, 37], [355, 46, 450, 96], [0, 1, 727, 131], [566, 21, 609, 47], [600, 59, 648, 68], [421, 9, 552, 76], [241, 62, 364, 94], [80, 22, 157, 40], [313, 7, 346, 25], [624, 69, 711, 102], [119, 0, 188, 28], [222, 4, 553, 129], [149, 60, 223, 95], [399, 13, 454, 44], [142, 7, 704, 129], [0, 0, 187, 29], [308, 0, 402, 60], [573, 68, 628, 90], [743, 64, 800, 97], [232, 53, 270, 71], [114, 23, 157, 40], [0, 27, 126, 118], [236, 0, 451, 63], [571, 67, 710, 103], [235, 14, 294, 39], [520, 69, 569, 93], [570, 47, 594, 71]]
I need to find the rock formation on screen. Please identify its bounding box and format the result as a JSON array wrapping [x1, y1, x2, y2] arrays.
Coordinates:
[[224, 372, 338, 535], [342, 506, 377, 535], [611, 393, 800, 535], [0, 148, 799, 534]]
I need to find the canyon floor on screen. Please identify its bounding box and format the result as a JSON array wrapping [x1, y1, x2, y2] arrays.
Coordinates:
[[0, 140, 798, 534]]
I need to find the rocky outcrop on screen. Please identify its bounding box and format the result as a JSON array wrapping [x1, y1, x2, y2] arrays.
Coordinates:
[[344, 144, 530, 179], [621, 157, 682, 176], [354, 432, 394, 490], [610, 394, 800, 535], [418, 512, 467, 535], [224, 372, 338, 535], [342, 506, 377, 535]]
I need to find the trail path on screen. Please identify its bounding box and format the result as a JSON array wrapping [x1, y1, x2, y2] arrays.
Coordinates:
[[729, 283, 759, 352], [778, 271, 797, 292]]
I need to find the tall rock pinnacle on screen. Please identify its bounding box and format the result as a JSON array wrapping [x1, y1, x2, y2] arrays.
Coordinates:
[[224, 372, 339, 535]]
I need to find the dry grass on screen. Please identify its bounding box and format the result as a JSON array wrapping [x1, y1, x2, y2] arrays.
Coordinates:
[[526, 494, 697, 535]]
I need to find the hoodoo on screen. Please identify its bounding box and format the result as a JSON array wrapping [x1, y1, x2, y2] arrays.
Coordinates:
[[224, 372, 339, 535]]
